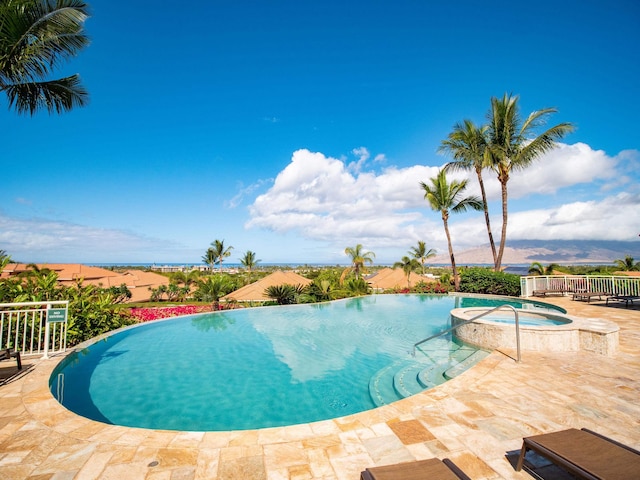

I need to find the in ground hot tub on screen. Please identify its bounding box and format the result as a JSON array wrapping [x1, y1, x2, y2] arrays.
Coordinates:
[[450, 308, 619, 356]]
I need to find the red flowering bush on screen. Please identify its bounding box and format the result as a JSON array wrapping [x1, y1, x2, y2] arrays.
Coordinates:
[[129, 305, 214, 322]]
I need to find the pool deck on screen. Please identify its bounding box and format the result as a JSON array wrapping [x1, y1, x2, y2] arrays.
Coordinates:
[[0, 296, 638, 479]]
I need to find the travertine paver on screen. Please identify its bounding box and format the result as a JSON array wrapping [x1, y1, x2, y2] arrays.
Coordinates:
[[0, 297, 638, 479]]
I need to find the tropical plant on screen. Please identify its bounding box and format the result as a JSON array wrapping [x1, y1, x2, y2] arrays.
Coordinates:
[[302, 279, 333, 303], [0, 267, 133, 346], [440, 119, 497, 267], [0, 0, 90, 115], [393, 255, 421, 288], [408, 241, 436, 274], [193, 275, 233, 308], [170, 270, 200, 287], [239, 250, 260, 282], [202, 248, 217, 272], [0, 250, 10, 274], [264, 284, 304, 305], [148, 284, 168, 302], [614, 255, 640, 271], [203, 239, 234, 272], [459, 267, 521, 296], [420, 170, 483, 291], [527, 262, 561, 276], [485, 93, 575, 271], [342, 244, 375, 282], [343, 277, 370, 296], [106, 283, 132, 303]]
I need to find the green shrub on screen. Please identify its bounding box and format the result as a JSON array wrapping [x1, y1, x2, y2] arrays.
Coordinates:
[[459, 268, 521, 296]]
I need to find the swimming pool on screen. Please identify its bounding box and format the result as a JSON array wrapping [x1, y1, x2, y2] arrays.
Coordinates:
[[50, 294, 562, 431]]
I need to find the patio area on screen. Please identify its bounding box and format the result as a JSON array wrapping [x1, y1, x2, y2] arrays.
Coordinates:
[[0, 297, 638, 479]]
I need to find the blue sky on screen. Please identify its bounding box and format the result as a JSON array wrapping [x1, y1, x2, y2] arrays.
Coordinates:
[[2, 0, 639, 265]]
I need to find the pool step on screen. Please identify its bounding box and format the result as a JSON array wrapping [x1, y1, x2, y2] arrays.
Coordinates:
[[369, 344, 489, 407], [444, 350, 490, 380]]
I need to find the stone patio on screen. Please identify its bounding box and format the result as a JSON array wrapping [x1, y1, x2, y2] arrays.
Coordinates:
[[0, 296, 638, 479]]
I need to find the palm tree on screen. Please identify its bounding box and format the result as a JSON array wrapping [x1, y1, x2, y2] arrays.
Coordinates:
[[204, 239, 233, 272], [486, 93, 575, 271], [202, 248, 217, 272], [420, 170, 483, 291], [393, 256, 421, 288], [528, 262, 560, 276], [194, 275, 232, 309], [264, 284, 304, 305], [170, 270, 200, 287], [614, 255, 640, 271], [239, 250, 260, 282], [440, 119, 497, 267], [0, 250, 11, 274], [0, 0, 90, 115], [342, 244, 375, 282], [409, 241, 436, 274]]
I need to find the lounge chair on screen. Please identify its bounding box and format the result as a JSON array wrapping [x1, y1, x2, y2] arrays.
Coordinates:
[[606, 295, 639, 308], [572, 290, 608, 303], [360, 458, 471, 480], [533, 288, 569, 297], [516, 428, 640, 479], [0, 348, 22, 370]]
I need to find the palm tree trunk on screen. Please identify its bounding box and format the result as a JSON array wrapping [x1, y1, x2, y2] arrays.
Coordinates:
[[442, 215, 459, 291], [495, 180, 509, 271], [476, 169, 497, 268]]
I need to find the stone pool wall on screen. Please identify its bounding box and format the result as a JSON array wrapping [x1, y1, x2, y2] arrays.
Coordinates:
[[450, 308, 619, 357]]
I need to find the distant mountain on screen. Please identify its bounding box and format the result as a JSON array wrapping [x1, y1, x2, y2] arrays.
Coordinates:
[[430, 240, 640, 265]]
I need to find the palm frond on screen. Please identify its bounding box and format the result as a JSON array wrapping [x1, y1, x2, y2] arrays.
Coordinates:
[[4, 73, 87, 114]]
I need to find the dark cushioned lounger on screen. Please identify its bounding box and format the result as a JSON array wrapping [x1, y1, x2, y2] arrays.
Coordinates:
[[516, 428, 640, 479], [360, 458, 470, 480]]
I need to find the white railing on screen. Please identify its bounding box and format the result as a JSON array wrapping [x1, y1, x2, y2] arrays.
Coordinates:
[[520, 276, 640, 298], [0, 301, 69, 358]]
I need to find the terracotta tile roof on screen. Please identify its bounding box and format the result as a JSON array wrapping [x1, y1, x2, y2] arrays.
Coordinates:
[[222, 270, 312, 302], [0, 264, 169, 302], [367, 267, 436, 290]]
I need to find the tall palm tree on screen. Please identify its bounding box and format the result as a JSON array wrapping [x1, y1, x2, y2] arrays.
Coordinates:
[[421, 170, 483, 291], [239, 250, 260, 282], [409, 241, 436, 274], [343, 244, 375, 281], [202, 248, 217, 273], [486, 93, 575, 271], [393, 256, 421, 288], [0, 0, 90, 115], [205, 239, 233, 271], [439, 119, 497, 267]]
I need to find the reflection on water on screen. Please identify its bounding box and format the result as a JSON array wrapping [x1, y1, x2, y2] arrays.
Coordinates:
[[191, 312, 235, 332]]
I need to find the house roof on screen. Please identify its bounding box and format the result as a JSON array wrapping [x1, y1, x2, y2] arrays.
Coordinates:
[[1, 264, 169, 303], [222, 270, 312, 302], [366, 267, 435, 290], [1, 263, 121, 281]]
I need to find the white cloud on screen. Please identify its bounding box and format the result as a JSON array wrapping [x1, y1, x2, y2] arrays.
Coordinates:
[[247, 145, 640, 257], [458, 142, 622, 201], [246, 149, 440, 247], [505, 192, 640, 241]]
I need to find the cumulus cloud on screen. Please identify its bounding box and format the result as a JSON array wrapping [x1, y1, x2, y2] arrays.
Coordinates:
[[247, 145, 640, 255], [246, 149, 441, 247], [457, 142, 622, 201], [505, 192, 640, 241]]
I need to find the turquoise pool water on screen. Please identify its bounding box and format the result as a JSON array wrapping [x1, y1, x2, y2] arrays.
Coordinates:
[[50, 294, 562, 431], [475, 313, 570, 326]]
